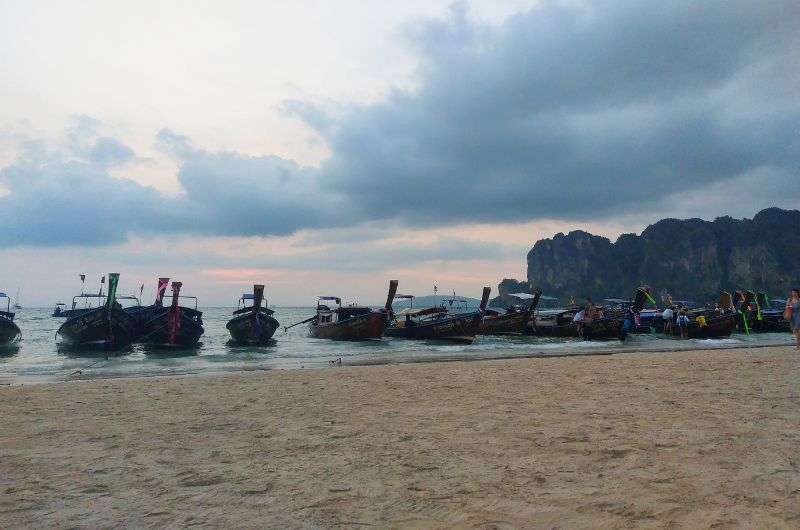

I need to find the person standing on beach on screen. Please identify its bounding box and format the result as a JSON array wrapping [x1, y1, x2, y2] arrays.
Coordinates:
[[786, 289, 800, 350], [676, 308, 690, 339], [584, 298, 595, 322], [572, 308, 585, 335], [662, 306, 674, 334]]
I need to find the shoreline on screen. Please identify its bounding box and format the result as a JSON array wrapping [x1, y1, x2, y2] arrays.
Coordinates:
[[2, 345, 798, 528], [4, 337, 793, 387]]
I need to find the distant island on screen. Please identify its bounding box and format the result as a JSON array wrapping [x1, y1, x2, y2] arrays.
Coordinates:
[[494, 207, 800, 306]]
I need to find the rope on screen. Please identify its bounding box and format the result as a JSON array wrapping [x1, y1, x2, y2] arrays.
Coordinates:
[[70, 356, 110, 376]]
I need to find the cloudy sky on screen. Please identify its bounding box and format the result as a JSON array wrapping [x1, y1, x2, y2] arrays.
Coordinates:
[[1, 0, 797, 306]]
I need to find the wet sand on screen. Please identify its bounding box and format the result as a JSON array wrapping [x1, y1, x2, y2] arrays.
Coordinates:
[[2, 346, 799, 529]]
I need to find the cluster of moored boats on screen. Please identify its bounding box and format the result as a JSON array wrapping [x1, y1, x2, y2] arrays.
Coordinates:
[[0, 277, 791, 351], [534, 287, 791, 340]]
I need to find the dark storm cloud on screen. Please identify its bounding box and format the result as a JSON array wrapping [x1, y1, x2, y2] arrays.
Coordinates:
[[0, 127, 333, 246], [304, 0, 799, 225], [1, 0, 798, 247], [0, 155, 171, 246]]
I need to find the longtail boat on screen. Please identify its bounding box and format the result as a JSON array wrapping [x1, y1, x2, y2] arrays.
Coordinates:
[[55, 274, 139, 319], [56, 273, 138, 351], [651, 292, 737, 339], [754, 293, 791, 332], [57, 293, 142, 319], [578, 317, 623, 340], [735, 290, 790, 333], [0, 292, 21, 346], [665, 311, 738, 338], [385, 286, 491, 344], [479, 290, 541, 335], [301, 280, 398, 340], [226, 284, 280, 344], [534, 302, 626, 341], [137, 281, 204, 348], [126, 277, 170, 332], [613, 286, 660, 335], [531, 307, 580, 337]]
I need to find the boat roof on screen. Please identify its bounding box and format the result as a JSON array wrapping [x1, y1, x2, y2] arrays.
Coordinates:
[[0, 293, 7, 298], [318, 296, 341, 301], [508, 292, 537, 299], [396, 306, 447, 317], [72, 293, 140, 300], [242, 293, 254, 300], [442, 297, 471, 303], [537, 308, 571, 316], [394, 294, 415, 299]]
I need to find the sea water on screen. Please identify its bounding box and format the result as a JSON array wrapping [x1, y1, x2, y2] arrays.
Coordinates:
[[0, 307, 793, 384]]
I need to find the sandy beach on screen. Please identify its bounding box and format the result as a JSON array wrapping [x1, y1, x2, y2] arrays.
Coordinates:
[[2, 346, 799, 529]]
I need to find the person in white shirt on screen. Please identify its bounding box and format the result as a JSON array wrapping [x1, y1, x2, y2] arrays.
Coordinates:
[[662, 307, 674, 334], [572, 309, 585, 335]]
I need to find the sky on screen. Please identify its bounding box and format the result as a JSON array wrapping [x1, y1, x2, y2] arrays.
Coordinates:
[[1, 0, 798, 306]]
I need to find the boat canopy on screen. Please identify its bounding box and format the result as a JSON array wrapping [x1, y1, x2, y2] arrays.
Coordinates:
[[396, 306, 447, 317], [242, 293, 254, 300], [508, 292, 537, 299], [318, 296, 341, 304], [394, 294, 415, 299], [0, 293, 7, 298]]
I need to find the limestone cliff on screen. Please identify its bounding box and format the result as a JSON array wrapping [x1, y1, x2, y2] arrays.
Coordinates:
[[516, 208, 800, 302]]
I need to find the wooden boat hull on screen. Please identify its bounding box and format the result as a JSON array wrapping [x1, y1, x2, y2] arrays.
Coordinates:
[[532, 322, 577, 337], [478, 311, 532, 335], [581, 318, 623, 341], [125, 304, 159, 327], [666, 313, 737, 339], [0, 315, 21, 346], [227, 311, 280, 344], [58, 307, 95, 319], [57, 305, 138, 350], [741, 311, 791, 333], [386, 313, 482, 343], [310, 311, 388, 340], [532, 318, 622, 340], [138, 308, 205, 348]]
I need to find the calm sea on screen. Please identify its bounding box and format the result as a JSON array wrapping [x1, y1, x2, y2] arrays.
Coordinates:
[[0, 307, 792, 384]]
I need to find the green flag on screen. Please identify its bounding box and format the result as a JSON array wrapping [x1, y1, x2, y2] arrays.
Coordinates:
[[105, 273, 120, 308], [644, 291, 657, 307], [738, 309, 750, 335]]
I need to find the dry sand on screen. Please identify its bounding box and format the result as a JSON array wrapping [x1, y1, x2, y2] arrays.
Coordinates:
[[2, 346, 799, 529]]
